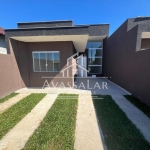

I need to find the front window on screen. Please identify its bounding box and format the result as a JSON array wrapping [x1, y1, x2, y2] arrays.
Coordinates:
[[86, 41, 103, 74], [32, 51, 60, 72]]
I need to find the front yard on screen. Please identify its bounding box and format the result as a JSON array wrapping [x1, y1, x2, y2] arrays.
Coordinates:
[[23, 94, 78, 150], [0, 93, 46, 139], [93, 95, 150, 150], [0, 92, 150, 150]]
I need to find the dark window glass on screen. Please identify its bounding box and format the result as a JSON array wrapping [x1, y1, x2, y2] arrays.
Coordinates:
[[40, 53, 46, 71], [88, 66, 102, 74], [88, 49, 102, 58], [88, 58, 102, 65], [53, 53, 60, 71], [47, 53, 53, 71], [33, 53, 40, 71]]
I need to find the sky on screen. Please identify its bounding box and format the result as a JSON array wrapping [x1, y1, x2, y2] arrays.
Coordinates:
[[0, 0, 150, 35]]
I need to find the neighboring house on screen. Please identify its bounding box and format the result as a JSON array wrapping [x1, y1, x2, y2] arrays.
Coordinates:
[[0, 28, 7, 54], [0, 17, 150, 106]]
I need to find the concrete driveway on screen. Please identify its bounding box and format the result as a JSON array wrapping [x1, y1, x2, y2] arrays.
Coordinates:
[[16, 78, 130, 96], [74, 77, 130, 96], [14, 78, 150, 148]]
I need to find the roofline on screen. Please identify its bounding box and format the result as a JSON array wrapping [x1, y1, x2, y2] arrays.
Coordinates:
[[17, 20, 73, 24], [127, 17, 150, 20], [75, 23, 110, 26], [5, 25, 89, 31]]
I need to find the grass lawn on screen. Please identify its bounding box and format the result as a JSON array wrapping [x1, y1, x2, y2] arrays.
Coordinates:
[[23, 94, 78, 150], [124, 95, 150, 118], [0, 93, 46, 139], [93, 95, 150, 150], [0, 93, 18, 103]]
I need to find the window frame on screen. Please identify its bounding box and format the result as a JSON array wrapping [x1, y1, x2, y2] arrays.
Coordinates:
[[88, 48, 103, 74], [32, 51, 60, 72], [88, 48, 103, 67]]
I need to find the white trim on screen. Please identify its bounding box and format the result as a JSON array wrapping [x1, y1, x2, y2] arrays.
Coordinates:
[[88, 47, 103, 74], [32, 51, 60, 72]]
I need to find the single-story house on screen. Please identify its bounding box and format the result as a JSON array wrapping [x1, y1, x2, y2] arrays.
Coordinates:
[[0, 17, 150, 106]]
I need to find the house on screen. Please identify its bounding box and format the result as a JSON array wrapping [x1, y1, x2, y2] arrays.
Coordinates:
[[3, 20, 109, 89], [0, 28, 7, 54], [0, 17, 150, 106]]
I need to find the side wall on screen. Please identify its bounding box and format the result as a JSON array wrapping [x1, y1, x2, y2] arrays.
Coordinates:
[[0, 40, 22, 98], [103, 21, 150, 106]]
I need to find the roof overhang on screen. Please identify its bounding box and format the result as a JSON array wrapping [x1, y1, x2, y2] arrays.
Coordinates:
[[11, 35, 89, 52], [142, 32, 150, 39], [88, 35, 107, 41], [5, 25, 109, 52]]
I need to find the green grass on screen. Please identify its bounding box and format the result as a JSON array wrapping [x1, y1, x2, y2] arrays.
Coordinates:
[[0, 93, 46, 139], [0, 93, 19, 103], [23, 94, 78, 150], [124, 95, 150, 118], [93, 95, 150, 150]]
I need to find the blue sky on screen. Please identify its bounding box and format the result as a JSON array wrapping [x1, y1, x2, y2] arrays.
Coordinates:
[[0, 0, 150, 35]]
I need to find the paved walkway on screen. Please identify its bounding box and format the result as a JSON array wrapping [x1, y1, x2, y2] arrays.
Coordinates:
[[0, 93, 30, 114], [15, 78, 150, 145], [16, 87, 92, 95], [0, 94, 58, 150], [75, 78, 150, 143], [74, 94, 105, 150], [112, 95, 150, 143]]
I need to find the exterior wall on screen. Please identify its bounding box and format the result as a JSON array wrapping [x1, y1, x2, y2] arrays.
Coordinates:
[[103, 20, 150, 106], [10, 40, 75, 88], [0, 40, 22, 98], [28, 41, 75, 87], [0, 35, 7, 54]]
